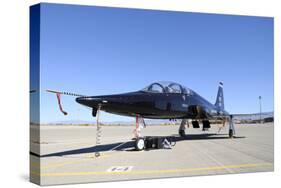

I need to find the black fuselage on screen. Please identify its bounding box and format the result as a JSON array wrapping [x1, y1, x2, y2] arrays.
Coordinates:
[[76, 91, 228, 120]]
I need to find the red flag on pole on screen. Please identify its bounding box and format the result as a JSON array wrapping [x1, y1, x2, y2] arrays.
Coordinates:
[[56, 93, 68, 115]]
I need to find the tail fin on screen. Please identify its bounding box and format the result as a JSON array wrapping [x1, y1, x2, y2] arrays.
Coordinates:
[[215, 82, 224, 110]]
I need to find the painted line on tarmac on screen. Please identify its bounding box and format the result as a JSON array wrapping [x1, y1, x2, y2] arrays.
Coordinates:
[[31, 162, 272, 177]]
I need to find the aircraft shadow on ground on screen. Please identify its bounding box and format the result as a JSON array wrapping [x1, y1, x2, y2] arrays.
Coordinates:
[[37, 134, 245, 158]]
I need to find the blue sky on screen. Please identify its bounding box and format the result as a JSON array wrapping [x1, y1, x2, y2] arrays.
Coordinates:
[[37, 3, 273, 123]]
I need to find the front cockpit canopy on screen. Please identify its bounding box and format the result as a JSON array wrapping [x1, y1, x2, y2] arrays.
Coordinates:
[[141, 81, 192, 95]]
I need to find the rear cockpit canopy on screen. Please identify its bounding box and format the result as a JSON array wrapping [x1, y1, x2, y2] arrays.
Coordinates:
[[141, 81, 192, 95]]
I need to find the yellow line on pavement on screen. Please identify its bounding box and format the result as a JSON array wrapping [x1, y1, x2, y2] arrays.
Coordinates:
[[31, 162, 272, 177]]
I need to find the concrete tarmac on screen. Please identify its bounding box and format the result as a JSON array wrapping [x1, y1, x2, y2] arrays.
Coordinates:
[[30, 123, 274, 185]]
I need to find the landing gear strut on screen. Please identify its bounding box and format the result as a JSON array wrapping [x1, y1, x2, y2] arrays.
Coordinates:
[[133, 115, 141, 138], [133, 115, 146, 150], [179, 119, 187, 137]]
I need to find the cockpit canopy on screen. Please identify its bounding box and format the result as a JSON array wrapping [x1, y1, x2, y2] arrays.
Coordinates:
[[141, 81, 192, 95]]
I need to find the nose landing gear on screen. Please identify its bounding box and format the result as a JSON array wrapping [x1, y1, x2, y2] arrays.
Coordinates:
[[133, 115, 146, 151]]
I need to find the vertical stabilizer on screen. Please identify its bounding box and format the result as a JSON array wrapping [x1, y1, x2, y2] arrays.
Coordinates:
[[215, 82, 224, 110]]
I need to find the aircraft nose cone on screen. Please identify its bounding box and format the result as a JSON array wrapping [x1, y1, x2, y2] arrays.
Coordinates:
[[76, 96, 104, 106], [75, 97, 87, 105], [76, 97, 97, 105]]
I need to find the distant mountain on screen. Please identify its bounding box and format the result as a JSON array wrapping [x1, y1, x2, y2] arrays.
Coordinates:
[[45, 119, 178, 125], [233, 111, 273, 120], [46, 120, 95, 125]]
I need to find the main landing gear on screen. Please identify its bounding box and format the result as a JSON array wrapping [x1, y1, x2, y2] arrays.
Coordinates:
[[177, 117, 236, 139], [178, 119, 187, 137], [228, 115, 235, 138]]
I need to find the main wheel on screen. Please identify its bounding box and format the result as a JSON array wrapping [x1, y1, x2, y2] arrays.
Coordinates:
[[179, 129, 186, 137], [229, 129, 234, 138], [95, 152, 100, 157], [135, 138, 145, 151]]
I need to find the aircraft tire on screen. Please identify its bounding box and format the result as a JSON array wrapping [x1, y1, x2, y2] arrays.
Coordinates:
[[229, 129, 233, 138], [179, 130, 186, 137], [135, 138, 145, 151]]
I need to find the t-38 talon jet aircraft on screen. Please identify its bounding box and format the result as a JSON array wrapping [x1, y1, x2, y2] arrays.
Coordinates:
[[47, 81, 236, 151]]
